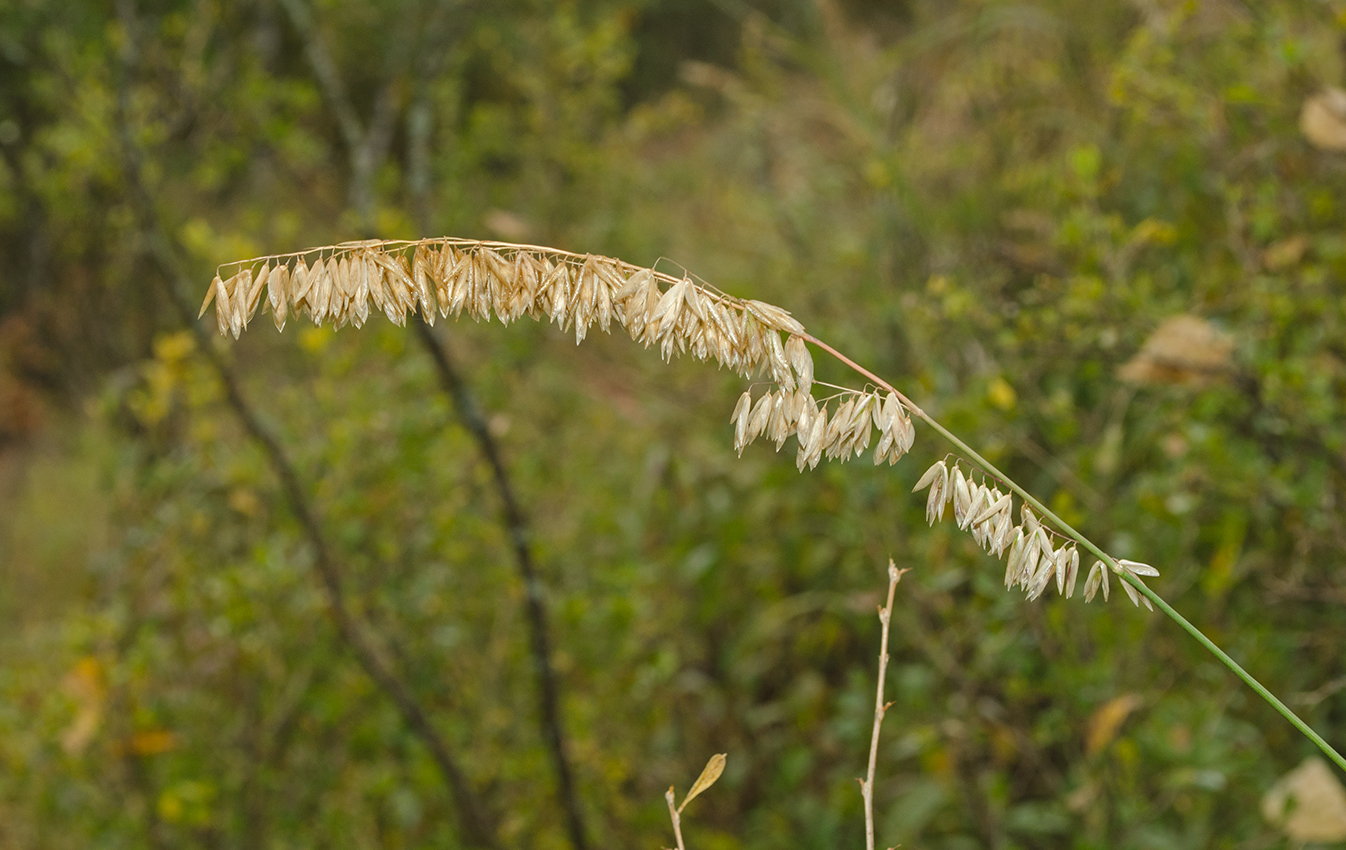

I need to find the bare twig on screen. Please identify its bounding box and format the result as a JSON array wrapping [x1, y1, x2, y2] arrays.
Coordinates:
[[664, 787, 687, 850], [859, 560, 906, 850]]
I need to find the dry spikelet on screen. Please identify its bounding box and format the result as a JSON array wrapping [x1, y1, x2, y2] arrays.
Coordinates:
[[1064, 547, 1080, 598], [732, 391, 753, 456], [1005, 529, 1026, 588], [952, 467, 972, 529], [785, 335, 813, 395], [200, 274, 221, 320], [765, 329, 794, 391], [1084, 560, 1109, 603], [269, 264, 290, 331], [750, 391, 775, 447], [229, 270, 250, 338], [246, 263, 270, 323]]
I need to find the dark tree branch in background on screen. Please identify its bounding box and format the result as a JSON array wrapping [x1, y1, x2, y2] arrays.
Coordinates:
[[402, 28, 591, 845], [413, 322, 592, 850], [111, 3, 497, 846], [276, 1, 592, 845], [144, 235, 500, 850], [275, 0, 403, 223]]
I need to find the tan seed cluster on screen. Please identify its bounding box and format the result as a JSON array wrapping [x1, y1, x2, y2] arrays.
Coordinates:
[[732, 387, 914, 471], [201, 238, 811, 377], [203, 238, 909, 471], [914, 459, 1158, 607]]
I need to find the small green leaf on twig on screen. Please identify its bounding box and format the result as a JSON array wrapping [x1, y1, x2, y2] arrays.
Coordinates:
[[679, 753, 727, 812]]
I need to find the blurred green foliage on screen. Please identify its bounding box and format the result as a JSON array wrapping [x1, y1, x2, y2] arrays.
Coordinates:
[[2, 0, 1346, 847]]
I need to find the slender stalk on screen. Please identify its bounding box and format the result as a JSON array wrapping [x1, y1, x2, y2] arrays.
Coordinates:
[[665, 787, 687, 850], [860, 561, 905, 850], [801, 332, 1346, 774]]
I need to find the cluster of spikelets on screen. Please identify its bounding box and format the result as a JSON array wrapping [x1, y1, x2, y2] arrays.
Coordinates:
[[201, 238, 920, 472], [199, 238, 809, 374], [913, 459, 1159, 608], [732, 382, 915, 472], [203, 236, 1151, 609]]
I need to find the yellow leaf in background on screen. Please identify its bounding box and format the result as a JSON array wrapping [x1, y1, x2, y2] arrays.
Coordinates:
[[60, 657, 105, 755], [128, 729, 179, 756], [1301, 88, 1346, 151], [987, 377, 1016, 411], [1262, 757, 1346, 843], [1086, 693, 1142, 756], [678, 753, 726, 812], [1129, 218, 1177, 246]]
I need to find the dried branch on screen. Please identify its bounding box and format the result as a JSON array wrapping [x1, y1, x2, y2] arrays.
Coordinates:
[[664, 787, 686, 850], [859, 560, 905, 850]]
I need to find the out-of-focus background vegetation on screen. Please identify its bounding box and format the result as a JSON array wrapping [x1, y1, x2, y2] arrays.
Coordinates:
[[3, 0, 1346, 847]]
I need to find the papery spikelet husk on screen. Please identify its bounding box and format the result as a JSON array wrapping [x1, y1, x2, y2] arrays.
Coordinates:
[[1084, 560, 1108, 603], [230, 270, 250, 338], [785, 335, 813, 395], [1054, 546, 1070, 596], [1005, 529, 1027, 587], [200, 274, 221, 320], [269, 265, 290, 331], [1026, 545, 1055, 600], [765, 329, 794, 391], [914, 459, 937, 491], [952, 466, 971, 528], [412, 246, 435, 319], [246, 263, 270, 323], [824, 398, 854, 460], [991, 509, 1014, 556], [746, 299, 804, 335], [1021, 529, 1041, 589], [1065, 547, 1080, 598], [291, 259, 312, 313], [797, 404, 827, 471], [732, 391, 753, 455], [748, 391, 775, 445], [1119, 559, 1160, 577]]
